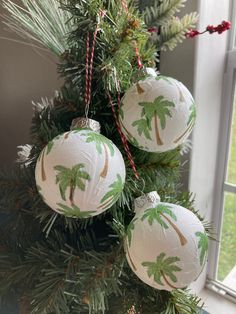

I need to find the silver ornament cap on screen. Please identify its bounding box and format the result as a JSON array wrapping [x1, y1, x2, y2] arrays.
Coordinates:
[[70, 117, 101, 133], [131, 67, 158, 83], [134, 191, 160, 213]]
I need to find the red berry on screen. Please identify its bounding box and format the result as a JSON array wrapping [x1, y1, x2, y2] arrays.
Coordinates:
[[185, 29, 199, 38], [206, 25, 215, 33], [148, 27, 157, 33], [222, 20, 231, 30]]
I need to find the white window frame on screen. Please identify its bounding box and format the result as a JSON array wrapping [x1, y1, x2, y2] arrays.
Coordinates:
[[189, 0, 231, 295], [206, 1, 236, 301]]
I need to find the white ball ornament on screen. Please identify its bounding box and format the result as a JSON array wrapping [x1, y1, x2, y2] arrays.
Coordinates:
[[125, 192, 208, 291], [35, 118, 126, 218], [119, 70, 196, 152]]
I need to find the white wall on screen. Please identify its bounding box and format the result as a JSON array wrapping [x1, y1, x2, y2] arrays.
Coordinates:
[[189, 0, 231, 292], [0, 6, 60, 166], [161, 0, 198, 190]]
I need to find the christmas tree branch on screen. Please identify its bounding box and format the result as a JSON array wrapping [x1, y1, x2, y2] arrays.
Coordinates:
[[158, 12, 198, 51], [143, 0, 187, 27], [2, 0, 74, 56]]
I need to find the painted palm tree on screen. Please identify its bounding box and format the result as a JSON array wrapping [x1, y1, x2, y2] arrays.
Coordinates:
[[141, 204, 187, 246], [38, 139, 54, 181], [98, 174, 124, 211], [134, 96, 175, 145], [54, 163, 90, 206], [174, 101, 196, 144], [57, 203, 96, 218], [155, 75, 174, 85], [81, 131, 115, 178], [119, 104, 143, 148], [196, 231, 208, 266], [124, 218, 138, 272], [176, 84, 185, 102], [119, 118, 142, 148], [142, 252, 181, 289], [124, 239, 137, 272], [136, 82, 145, 94], [132, 118, 152, 140]]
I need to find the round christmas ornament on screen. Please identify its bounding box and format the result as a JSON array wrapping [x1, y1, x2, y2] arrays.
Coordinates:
[[35, 118, 126, 218], [119, 72, 196, 152], [125, 192, 208, 291]]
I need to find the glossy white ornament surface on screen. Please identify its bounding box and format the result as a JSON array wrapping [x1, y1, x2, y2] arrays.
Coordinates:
[[125, 192, 208, 291], [120, 75, 196, 152], [35, 129, 126, 218]]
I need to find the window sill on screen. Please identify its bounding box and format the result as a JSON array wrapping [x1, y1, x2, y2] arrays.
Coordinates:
[[199, 288, 236, 314]]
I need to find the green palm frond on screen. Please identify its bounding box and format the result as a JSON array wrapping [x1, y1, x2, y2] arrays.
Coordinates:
[[126, 218, 138, 247], [2, 0, 74, 55], [54, 165, 72, 200], [101, 174, 124, 204], [57, 203, 96, 218], [140, 96, 175, 129], [46, 140, 54, 155], [155, 75, 174, 85], [54, 164, 90, 200], [141, 204, 176, 227], [196, 231, 208, 266], [132, 119, 152, 140], [72, 164, 91, 191], [81, 131, 115, 156], [142, 252, 181, 286], [187, 102, 196, 126]]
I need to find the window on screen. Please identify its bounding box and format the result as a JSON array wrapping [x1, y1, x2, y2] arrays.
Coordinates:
[[207, 1, 236, 301]]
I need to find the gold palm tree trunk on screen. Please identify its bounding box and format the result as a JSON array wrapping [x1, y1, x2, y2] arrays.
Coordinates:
[[177, 85, 185, 102], [160, 270, 179, 289], [161, 213, 187, 246], [100, 144, 109, 178], [69, 184, 75, 206], [97, 196, 113, 210], [41, 148, 47, 181], [119, 119, 133, 140], [136, 82, 145, 94], [125, 239, 137, 271], [64, 131, 71, 139], [154, 114, 163, 145], [173, 122, 193, 144]]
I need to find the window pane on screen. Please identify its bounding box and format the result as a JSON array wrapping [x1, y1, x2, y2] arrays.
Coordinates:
[[226, 87, 236, 184], [217, 192, 236, 291]]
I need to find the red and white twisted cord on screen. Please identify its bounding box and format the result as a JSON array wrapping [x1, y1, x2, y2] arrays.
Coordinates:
[[107, 92, 139, 179]]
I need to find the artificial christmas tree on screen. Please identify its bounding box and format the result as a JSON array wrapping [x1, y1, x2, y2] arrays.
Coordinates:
[[0, 1, 212, 313]]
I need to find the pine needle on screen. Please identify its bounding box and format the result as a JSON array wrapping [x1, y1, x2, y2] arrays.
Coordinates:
[[2, 0, 74, 56]]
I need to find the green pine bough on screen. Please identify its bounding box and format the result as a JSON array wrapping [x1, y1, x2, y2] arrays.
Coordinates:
[[0, 1, 208, 313]]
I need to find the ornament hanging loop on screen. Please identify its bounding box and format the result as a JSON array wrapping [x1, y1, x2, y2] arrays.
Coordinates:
[[107, 91, 139, 180], [133, 40, 143, 69], [84, 10, 106, 121]]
